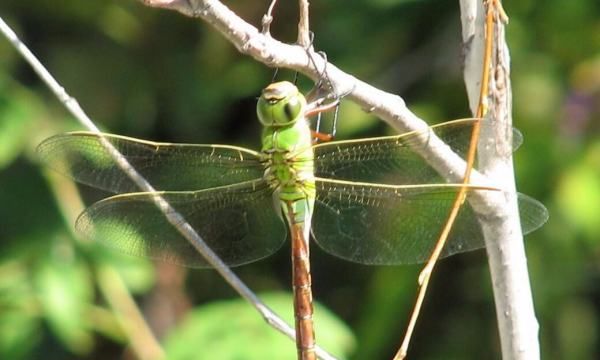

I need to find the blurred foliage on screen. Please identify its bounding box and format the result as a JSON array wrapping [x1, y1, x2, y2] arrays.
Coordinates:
[[164, 292, 355, 359], [0, 0, 599, 359]]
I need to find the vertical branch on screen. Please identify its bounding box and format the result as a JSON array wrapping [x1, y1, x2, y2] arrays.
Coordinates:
[[261, 0, 278, 36], [460, 1, 540, 359]]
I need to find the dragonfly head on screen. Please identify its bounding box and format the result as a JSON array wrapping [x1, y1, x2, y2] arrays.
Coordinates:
[[257, 81, 306, 127]]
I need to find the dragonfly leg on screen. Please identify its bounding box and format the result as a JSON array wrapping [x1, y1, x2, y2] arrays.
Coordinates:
[[310, 130, 333, 143]]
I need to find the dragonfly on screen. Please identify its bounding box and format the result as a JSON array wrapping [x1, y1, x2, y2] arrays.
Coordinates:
[[38, 81, 548, 360]]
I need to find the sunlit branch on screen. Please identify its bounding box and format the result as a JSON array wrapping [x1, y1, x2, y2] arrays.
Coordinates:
[[0, 15, 337, 360], [461, 0, 540, 360], [138, 0, 497, 191], [460, 1, 540, 359]]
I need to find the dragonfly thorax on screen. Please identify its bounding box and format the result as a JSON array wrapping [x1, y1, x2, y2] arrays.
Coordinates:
[[261, 120, 315, 194], [258, 82, 316, 210]]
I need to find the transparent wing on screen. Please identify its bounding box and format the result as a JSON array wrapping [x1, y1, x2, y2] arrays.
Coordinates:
[[76, 180, 286, 268], [314, 118, 523, 184], [312, 179, 548, 265], [37, 132, 264, 193]]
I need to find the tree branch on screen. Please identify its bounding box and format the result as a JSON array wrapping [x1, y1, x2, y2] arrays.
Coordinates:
[[459, 1, 540, 359], [138, 2, 547, 357], [0, 14, 337, 360], [297, 0, 311, 48], [139, 0, 498, 197]]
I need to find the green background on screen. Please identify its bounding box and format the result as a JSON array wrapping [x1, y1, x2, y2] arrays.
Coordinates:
[[0, 1, 599, 359]]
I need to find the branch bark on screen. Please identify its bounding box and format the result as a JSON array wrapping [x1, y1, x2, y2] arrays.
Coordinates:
[[0, 14, 337, 360], [139, 0, 499, 195], [139, 1, 545, 357], [459, 1, 540, 359]]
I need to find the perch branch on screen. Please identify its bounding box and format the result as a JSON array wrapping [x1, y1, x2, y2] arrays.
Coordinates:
[[138, 0, 501, 197], [0, 15, 337, 360], [138, 1, 545, 358]]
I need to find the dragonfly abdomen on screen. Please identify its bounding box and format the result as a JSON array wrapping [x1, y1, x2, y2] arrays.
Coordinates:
[[257, 82, 319, 360]]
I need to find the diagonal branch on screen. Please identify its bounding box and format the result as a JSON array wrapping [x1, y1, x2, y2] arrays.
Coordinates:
[[138, 0, 500, 201], [137, 3, 546, 358], [0, 15, 337, 360]]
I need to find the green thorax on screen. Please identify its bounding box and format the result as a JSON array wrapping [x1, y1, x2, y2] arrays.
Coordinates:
[[261, 120, 315, 189], [256, 82, 316, 216]]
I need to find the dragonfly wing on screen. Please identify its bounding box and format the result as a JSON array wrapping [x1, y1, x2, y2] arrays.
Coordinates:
[[312, 179, 547, 265], [518, 193, 549, 235], [76, 180, 286, 268], [37, 132, 264, 193], [314, 118, 522, 185]]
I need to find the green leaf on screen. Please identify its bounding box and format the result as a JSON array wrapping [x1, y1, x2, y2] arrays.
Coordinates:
[[164, 292, 355, 359], [556, 141, 600, 240], [0, 261, 40, 360], [0, 310, 40, 360], [34, 246, 94, 354], [94, 242, 155, 294], [0, 75, 40, 169]]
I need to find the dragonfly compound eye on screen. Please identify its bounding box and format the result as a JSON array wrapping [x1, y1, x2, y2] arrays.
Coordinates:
[[257, 82, 306, 127], [283, 96, 302, 123]]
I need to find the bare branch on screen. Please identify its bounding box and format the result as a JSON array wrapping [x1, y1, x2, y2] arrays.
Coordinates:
[[261, 0, 278, 36], [297, 0, 311, 48], [0, 15, 337, 360], [459, 1, 541, 359], [138, 0, 498, 196]]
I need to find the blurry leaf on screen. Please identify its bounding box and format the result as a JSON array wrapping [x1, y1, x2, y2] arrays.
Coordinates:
[[556, 142, 600, 239], [0, 309, 40, 360], [0, 164, 64, 259], [370, 0, 424, 8], [86, 304, 126, 342], [557, 298, 597, 360], [0, 261, 40, 360], [513, 56, 562, 121], [570, 55, 600, 93], [336, 102, 379, 138], [0, 75, 40, 169], [352, 266, 417, 359], [164, 292, 355, 359], [34, 245, 94, 354], [98, 4, 143, 45], [409, 102, 445, 126], [94, 242, 155, 294]]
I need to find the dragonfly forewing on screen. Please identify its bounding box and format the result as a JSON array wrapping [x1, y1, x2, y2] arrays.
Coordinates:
[[314, 118, 523, 185], [75, 180, 287, 268], [37, 132, 265, 193]]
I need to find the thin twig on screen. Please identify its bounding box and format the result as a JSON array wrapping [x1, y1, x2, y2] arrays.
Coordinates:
[[261, 0, 278, 36], [393, 1, 515, 357], [136, 1, 546, 358], [297, 0, 311, 48], [138, 0, 500, 199], [133, 3, 545, 358], [0, 15, 337, 360]]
